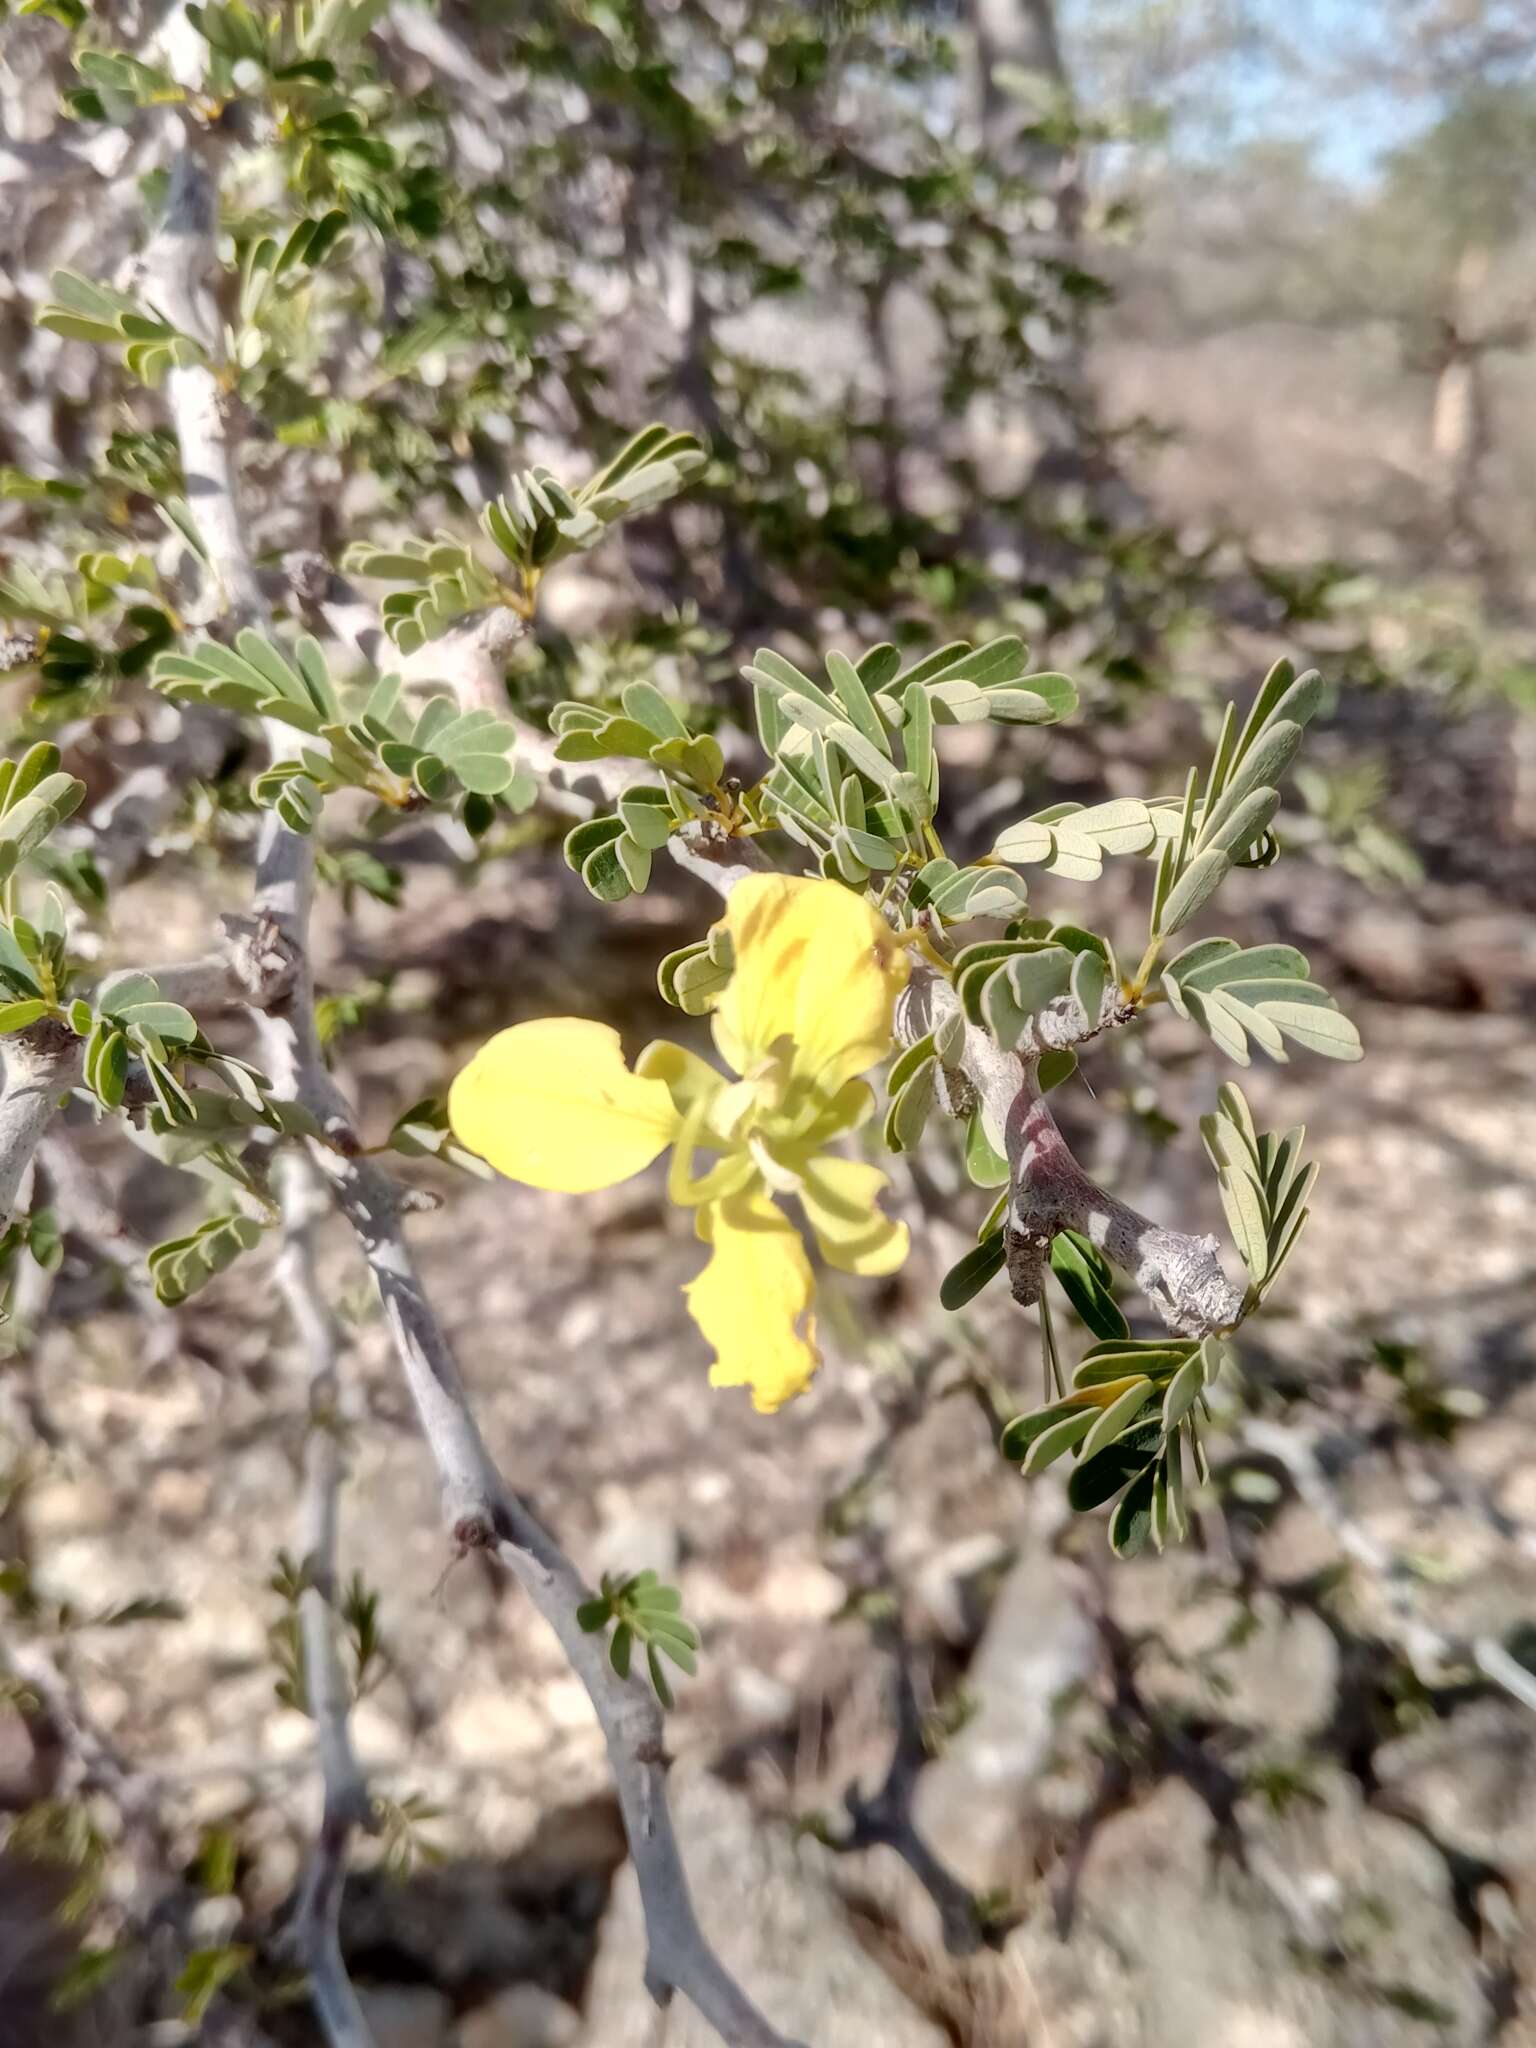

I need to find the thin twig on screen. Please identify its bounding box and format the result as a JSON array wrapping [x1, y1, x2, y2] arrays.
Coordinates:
[[273, 1150, 377, 2048], [832, 1631, 998, 1956], [1239, 1417, 1536, 1718]]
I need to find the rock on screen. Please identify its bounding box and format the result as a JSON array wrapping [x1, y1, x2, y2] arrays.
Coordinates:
[[24, 1475, 117, 1539], [356, 1986, 454, 2048], [460, 1984, 580, 2048], [913, 1530, 1098, 1891], [911, 1532, 1012, 1647], [1376, 1697, 1536, 1877], [35, 1534, 154, 1614], [1258, 1006, 1536, 1380], [576, 1767, 946, 2047], [1336, 908, 1457, 1007], [1007, 1771, 1488, 2047], [1114, 1558, 1339, 1742], [146, 1466, 212, 1524], [754, 1554, 846, 1624], [725, 1662, 797, 1730], [342, 1870, 541, 1994], [588, 1502, 681, 1585], [440, 1685, 552, 1765]]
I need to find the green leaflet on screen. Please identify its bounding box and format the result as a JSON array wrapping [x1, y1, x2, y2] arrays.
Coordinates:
[[940, 1229, 1007, 1311]]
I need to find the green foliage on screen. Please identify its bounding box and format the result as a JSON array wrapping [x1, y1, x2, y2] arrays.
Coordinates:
[[340, 1571, 389, 1696], [560, 630, 1083, 906], [1366, 1339, 1485, 1444], [1200, 1083, 1317, 1305], [1147, 661, 1321, 945], [186, 0, 388, 101], [0, 467, 86, 505], [577, 1569, 701, 1709], [750, 636, 1076, 877], [658, 924, 735, 1014], [1163, 939, 1361, 1066], [385, 1097, 494, 1178], [991, 798, 1160, 880], [1049, 1231, 1129, 1342], [51, 1945, 130, 2015], [482, 425, 707, 581], [175, 1945, 253, 2026], [0, 546, 182, 701], [315, 846, 403, 910], [1001, 1335, 1228, 1557], [266, 1550, 392, 1713], [80, 971, 198, 1116], [0, 745, 86, 887], [37, 272, 203, 387], [555, 685, 725, 900], [995, 1085, 1320, 1552], [146, 1213, 267, 1306], [6, 1798, 111, 1922], [955, 923, 1120, 1054], [340, 533, 501, 653], [152, 633, 530, 830], [231, 208, 349, 365], [344, 424, 705, 646], [884, 1031, 941, 1156], [373, 1790, 442, 1878], [0, 1549, 182, 1632], [940, 1229, 1007, 1312], [65, 46, 186, 123]]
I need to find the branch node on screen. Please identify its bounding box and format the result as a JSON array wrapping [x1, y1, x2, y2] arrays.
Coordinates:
[[1005, 1224, 1051, 1306], [281, 547, 335, 605], [0, 625, 44, 674], [220, 912, 303, 1008], [452, 1511, 498, 1554]]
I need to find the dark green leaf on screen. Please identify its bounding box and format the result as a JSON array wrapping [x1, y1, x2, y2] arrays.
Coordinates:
[[1066, 1422, 1161, 1513], [1050, 1231, 1129, 1341], [940, 1229, 1006, 1311]]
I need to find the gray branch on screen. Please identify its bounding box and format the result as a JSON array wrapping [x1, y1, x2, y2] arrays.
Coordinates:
[[150, 123, 803, 2048], [284, 553, 526, 712], [831, 1633, 996, 1956], [0, 1025, 82, 1230], [145, 136, 265, 630], [274, 1152, 378, 2048], [144, 125, 380, 2048], [900, 971, 1245, 1338]]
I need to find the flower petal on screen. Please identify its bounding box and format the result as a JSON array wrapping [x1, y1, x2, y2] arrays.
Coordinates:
[[711, 875, 907, 1094], [636, 1038, 726, 1119], [798, 1155, 910, 1277], [449, 1019, 679, 1193], [686, 1193, 821, 1412]]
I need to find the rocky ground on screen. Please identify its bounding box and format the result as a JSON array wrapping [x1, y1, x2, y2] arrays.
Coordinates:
[[3, 699, 1535, 2048]]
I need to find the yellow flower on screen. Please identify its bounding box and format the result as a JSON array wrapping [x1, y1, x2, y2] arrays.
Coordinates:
[[448, 875, 910, 1411]]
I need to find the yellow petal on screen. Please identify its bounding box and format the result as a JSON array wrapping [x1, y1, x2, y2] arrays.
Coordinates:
[[798, 1155, 910, 1277], [685, 1193, 821, 1412], [667, 1098, 757, 1209], [449, 1019, 679, 1193], [711, 875, 907, 1095], [636, 1038, 726, 1119], [790, 1076, 876, 1147]]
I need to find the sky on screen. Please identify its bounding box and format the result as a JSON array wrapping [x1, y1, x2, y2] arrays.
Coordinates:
[[1058, 0, 1478, 185]]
